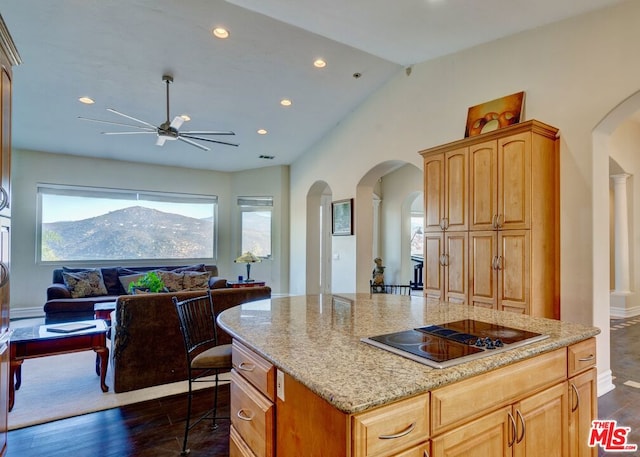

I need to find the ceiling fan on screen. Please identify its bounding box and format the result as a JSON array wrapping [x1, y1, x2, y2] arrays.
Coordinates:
[[78, 74, 238, 151]]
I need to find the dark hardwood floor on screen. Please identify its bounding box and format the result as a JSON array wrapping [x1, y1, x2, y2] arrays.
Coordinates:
[[7, 386, 230, 457], [6, 316, 640, 457]]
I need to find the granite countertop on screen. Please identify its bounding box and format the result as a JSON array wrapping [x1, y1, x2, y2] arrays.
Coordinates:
[[218, 294, 600, 415]]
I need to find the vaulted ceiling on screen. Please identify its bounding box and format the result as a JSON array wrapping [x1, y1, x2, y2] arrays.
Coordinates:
[[1, 0, 626, 171]]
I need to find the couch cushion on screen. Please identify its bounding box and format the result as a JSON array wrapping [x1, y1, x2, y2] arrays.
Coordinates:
[[156, 270, 184, 292], [182, 271, 211, 290], [62, 269, 108, 298]]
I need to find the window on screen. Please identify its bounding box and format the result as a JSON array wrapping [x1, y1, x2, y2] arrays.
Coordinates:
[[37, 184, 218, 263], [410, 214, 423, 258], [238, 196, 272, 258]]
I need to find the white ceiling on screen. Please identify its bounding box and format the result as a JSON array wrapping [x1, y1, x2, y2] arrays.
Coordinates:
[[1, 0, 626, 172]]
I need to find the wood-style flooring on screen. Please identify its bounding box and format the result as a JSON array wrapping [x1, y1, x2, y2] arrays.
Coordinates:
[[7, 316, 640, 457]]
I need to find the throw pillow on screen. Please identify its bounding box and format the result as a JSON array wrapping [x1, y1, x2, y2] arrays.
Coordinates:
[[182, 271, 211, 290], [156, 270, 184, 292], [62, 269, 108, 298], [118, 273, 145, 294]]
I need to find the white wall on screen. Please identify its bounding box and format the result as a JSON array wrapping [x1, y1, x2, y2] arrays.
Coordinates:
[[290, 0, 640, 394], [11, 149, 288, 316]]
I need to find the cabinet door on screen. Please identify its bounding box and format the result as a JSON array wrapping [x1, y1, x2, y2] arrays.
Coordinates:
[[469, 231, 497, 309], [568, 368, 597, 457], [444, 148, 468, 231], [513, 382, 568, 457], [431, 406, 511, 457], [498, 132, 530, 230], [469, 140, 497, 231], [444, 232, 467, 304], [498, 230, 529, 314], [0, 218, 8, 333], [424, 233, 444, 299], [424, 153, 445, 233]]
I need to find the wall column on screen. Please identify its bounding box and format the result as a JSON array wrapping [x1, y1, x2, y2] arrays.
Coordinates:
[[611, 173, 631, 293]]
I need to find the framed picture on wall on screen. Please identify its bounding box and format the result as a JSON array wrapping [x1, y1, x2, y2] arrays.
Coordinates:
[[332, 198, 353, 236]]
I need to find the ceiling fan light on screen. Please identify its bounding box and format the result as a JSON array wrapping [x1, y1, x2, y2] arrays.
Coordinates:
[[212, 27, 229, 39], [180, 114, 191, 122]]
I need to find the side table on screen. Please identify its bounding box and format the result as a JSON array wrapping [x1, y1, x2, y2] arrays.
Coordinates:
[[226, 280, 266, 289]]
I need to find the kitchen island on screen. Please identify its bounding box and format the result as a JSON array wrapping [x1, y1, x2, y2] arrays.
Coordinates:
[[218, 294, 600, 457]]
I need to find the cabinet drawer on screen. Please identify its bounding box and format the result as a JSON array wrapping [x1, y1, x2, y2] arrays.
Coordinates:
[[231, 369, 274, 457], [232, 339, 275, 401], [230, 425, 258, 457], [352, 393, 429, 457], [567, 338, 596, 377], [431, 348, 566, 434]]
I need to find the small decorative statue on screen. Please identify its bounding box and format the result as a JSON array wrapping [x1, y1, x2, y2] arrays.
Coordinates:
[[372, 257, 386, 285]]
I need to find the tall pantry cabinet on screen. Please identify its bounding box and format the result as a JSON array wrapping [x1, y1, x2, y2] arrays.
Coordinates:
[[0, 15, 19, 457], [419, 120, 560, 319]]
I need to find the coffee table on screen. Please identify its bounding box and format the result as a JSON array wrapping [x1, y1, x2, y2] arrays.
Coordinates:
[[9, 319, 109, 411]]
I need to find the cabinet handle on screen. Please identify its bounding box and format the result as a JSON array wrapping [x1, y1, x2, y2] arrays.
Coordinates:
[[423, 451, 429, 457], [496, 214, 503, 229], [439, 218, 446, 231], [516, 409, 526, 443], [439, 254, 446, 266], [492, 214, 498, 230], [492, 256, 498, 270], [443, 218, 449, 230], [495, 256, 503, 271], [443, 254, 449, 266], [0, 187, 7, 211], [378, 422, 416, 440], [571, 382, 580, 413], [508, 412, 516, 447], [238, 362, 255, 372], [578, 354, 595, 362], [0, 262, 8, 288], [236, 408, 255, 421]]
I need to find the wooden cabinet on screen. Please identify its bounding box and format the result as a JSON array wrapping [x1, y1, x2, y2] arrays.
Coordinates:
[[424, 232, 467, 303], [420, 120, 559, 318], [230, 340, 275, 457], [567, 338, 597, 457], [0, 16, 17, 457]]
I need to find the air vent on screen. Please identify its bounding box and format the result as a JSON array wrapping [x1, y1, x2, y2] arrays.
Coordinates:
[[259, 155, 275, 160]]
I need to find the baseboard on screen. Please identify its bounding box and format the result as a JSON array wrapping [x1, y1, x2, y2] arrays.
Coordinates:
[[10, 307, 45, 320], [597, 368, 616, 397], [610, 305, 640, 318]]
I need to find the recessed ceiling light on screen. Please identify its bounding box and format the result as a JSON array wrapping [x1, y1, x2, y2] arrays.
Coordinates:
[[313, 58, 326, 68], [257, 129, 268, 135], [212, 27, 229, 39], [280, 99, 292, 107], [180, 114, 191, 122], [78, 97, 95, 104]]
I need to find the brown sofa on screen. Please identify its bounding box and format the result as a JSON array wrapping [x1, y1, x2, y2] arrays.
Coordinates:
[[44, 264, 226, 323], [110, 286, 271, 392]]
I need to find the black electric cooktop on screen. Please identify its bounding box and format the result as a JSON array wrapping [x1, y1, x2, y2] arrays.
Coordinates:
[[361, 319, 549, 369]]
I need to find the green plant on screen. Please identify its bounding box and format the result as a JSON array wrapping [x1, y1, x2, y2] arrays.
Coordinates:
[[128, 271, 166, 293]]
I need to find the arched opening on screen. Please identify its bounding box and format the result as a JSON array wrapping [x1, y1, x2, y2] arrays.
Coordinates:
[[355, 161, 423, 292], [306, 181, 332, 294], [593, 90, 640, 395]]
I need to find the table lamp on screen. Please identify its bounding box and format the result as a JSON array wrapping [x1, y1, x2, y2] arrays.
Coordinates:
[[234, 251, 261, 282]]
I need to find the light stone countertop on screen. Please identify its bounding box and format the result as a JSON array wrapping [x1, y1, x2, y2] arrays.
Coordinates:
[[217, 294, 600, 415]]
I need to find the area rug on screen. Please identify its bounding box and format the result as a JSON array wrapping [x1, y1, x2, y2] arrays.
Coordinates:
[[8, 350, 230, 430]]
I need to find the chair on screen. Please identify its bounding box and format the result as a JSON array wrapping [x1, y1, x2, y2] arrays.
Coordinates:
[[173, 294, 232, 456], [370, 281, 412, 295]]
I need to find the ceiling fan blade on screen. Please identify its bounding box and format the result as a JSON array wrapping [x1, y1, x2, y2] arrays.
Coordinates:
[[179, 130, 235, 136], [181, 134, 239, 147], [170, 116, 184, 130], [102, 131, 156, 135], [78, 116, 155, 131], [177, 136, 210, 151], [106, 108, 158, 130], [156, 136, 167, 146]]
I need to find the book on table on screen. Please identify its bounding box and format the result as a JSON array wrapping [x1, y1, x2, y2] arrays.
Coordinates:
[[47, 323, 97, 334]]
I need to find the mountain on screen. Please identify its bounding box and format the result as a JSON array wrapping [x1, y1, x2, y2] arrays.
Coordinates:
[[42, 206, 214, 261]]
